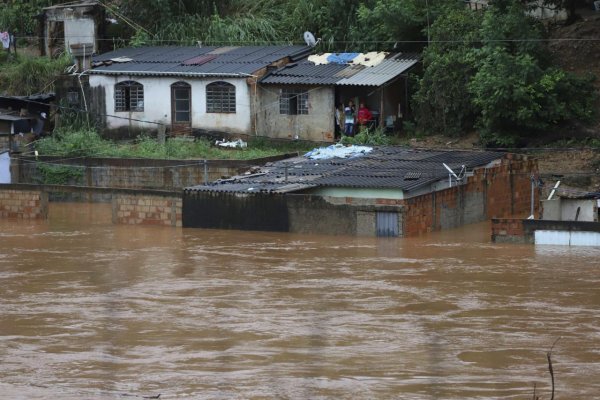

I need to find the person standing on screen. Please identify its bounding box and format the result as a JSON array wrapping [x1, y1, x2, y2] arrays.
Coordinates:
[[344, 102, 355, 137], [357, 102, 372, 130]]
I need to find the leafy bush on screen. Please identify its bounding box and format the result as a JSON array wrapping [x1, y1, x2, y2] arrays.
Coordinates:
[[37, 164, 84, 185], [340, 128, 391, 145]]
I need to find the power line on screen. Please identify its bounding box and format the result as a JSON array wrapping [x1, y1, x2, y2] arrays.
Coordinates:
[[12, 35, 600, 44]]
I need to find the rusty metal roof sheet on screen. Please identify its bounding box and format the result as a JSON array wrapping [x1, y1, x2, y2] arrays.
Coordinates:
[[335, 57, 419, 86]]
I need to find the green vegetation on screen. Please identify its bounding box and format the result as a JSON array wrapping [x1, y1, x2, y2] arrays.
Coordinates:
[[0, 54, 72, 95], [35, 129, 315, 160], [340, 128, 392, 146], [1, 0, 597, 148], [37, 164, 84, 185], [413, 0, 597, 146]]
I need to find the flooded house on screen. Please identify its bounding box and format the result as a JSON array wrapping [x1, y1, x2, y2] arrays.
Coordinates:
[[183, 146, 537, 237]]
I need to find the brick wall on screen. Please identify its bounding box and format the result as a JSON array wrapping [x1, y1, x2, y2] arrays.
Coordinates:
[[401, 155, 538, 236], [491, 218, 529, 243], [113, 194, 182, 227], [0, 189, 48, 219]]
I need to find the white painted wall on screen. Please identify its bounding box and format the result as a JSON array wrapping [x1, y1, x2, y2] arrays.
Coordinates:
[[536, 230, 600, 246], [560, 199, 597, 222], [64, 19, 96, 51], [309, 187, 404, 199], [89, 75, 252, 134]]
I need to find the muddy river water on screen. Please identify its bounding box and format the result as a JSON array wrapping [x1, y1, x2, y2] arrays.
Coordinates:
[[1, 203, 599, 399]]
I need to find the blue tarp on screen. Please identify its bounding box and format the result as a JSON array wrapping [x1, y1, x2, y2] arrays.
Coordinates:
[[326, 53, 359, 64]]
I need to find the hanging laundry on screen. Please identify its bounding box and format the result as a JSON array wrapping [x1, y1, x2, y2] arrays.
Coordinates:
[[0, 32, 10, 49]]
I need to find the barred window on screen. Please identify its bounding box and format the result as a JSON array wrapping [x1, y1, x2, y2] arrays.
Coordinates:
[[280, 88, 308, 115], [115, 81, 144, 112], [206, 81, 236, 113]]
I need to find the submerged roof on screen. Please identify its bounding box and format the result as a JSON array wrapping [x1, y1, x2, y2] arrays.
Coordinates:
[[185, 146, 504, 195], [90, 46, 313, 78], [261, 53, 420, 86]]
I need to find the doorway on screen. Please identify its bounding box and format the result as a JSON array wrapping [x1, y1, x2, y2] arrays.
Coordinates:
[[171, 82, 191, 135]]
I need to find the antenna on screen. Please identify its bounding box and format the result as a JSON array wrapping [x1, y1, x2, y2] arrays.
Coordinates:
[[442, 163, 466, 187], [303, 31, 318, 47]]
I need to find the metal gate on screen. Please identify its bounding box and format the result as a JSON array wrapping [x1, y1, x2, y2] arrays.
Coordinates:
[[376, 212, 399, 237]]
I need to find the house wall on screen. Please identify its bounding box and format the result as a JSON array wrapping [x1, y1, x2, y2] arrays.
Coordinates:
[[256, 85, 335, 142], [88, 75, 252, 136], [308, 187, 405, 199], [182, 154, 537, 237], [182, 191, 405, 237], [401, 155, 537, 236]]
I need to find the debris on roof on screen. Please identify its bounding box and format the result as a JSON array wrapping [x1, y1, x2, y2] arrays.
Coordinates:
[[185, 146, 504, 195], [304, 144, 373, 160]]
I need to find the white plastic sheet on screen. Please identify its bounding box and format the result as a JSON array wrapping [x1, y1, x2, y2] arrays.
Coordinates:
[[304, 144, 373, 160]]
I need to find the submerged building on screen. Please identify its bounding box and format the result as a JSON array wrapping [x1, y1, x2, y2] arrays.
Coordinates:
[[183, 146, 538, 237]]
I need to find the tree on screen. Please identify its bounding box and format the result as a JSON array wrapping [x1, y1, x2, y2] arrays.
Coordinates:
[[468, 0, 597, 145], [412, 5, 482, 136]]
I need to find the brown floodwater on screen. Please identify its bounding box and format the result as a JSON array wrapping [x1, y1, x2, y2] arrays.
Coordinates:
[[1, 203, 599, 399]]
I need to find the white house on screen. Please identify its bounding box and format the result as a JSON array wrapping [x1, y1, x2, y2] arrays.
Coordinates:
[[87, 46, 312, 137]]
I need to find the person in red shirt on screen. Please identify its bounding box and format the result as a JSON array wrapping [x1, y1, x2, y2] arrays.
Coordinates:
[[357, 102, 372, 129]]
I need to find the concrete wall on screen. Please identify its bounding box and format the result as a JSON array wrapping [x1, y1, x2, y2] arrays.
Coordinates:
[[14, 154, 292, 190], [542, 198, 598, 222], [0, 188, 48, 219], [88, 75, 251, 135], [256, 85, 335, 142], [113, 194, 181, 227], [561, 199, 596, 222]]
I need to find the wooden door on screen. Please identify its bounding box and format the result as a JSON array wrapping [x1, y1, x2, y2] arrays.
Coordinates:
[[171, 82, 191, 135]]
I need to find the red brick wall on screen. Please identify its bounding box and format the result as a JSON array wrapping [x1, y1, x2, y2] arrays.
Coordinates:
[[401, 154, 538, 236], [0, 189, 48, 219], [113, 194, 182, 227], [491, 218, 528, 243]]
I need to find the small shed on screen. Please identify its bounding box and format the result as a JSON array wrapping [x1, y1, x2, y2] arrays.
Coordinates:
[[542, 194, 600, 222], [39, 0, 105, 57]]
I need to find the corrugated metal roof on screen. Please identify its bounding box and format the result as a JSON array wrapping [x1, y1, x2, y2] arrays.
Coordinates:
[[91, 46, 313, 77], [185, 147, 504, 195], [261, 53, 420, 86], [336, 58, 419, 86]]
